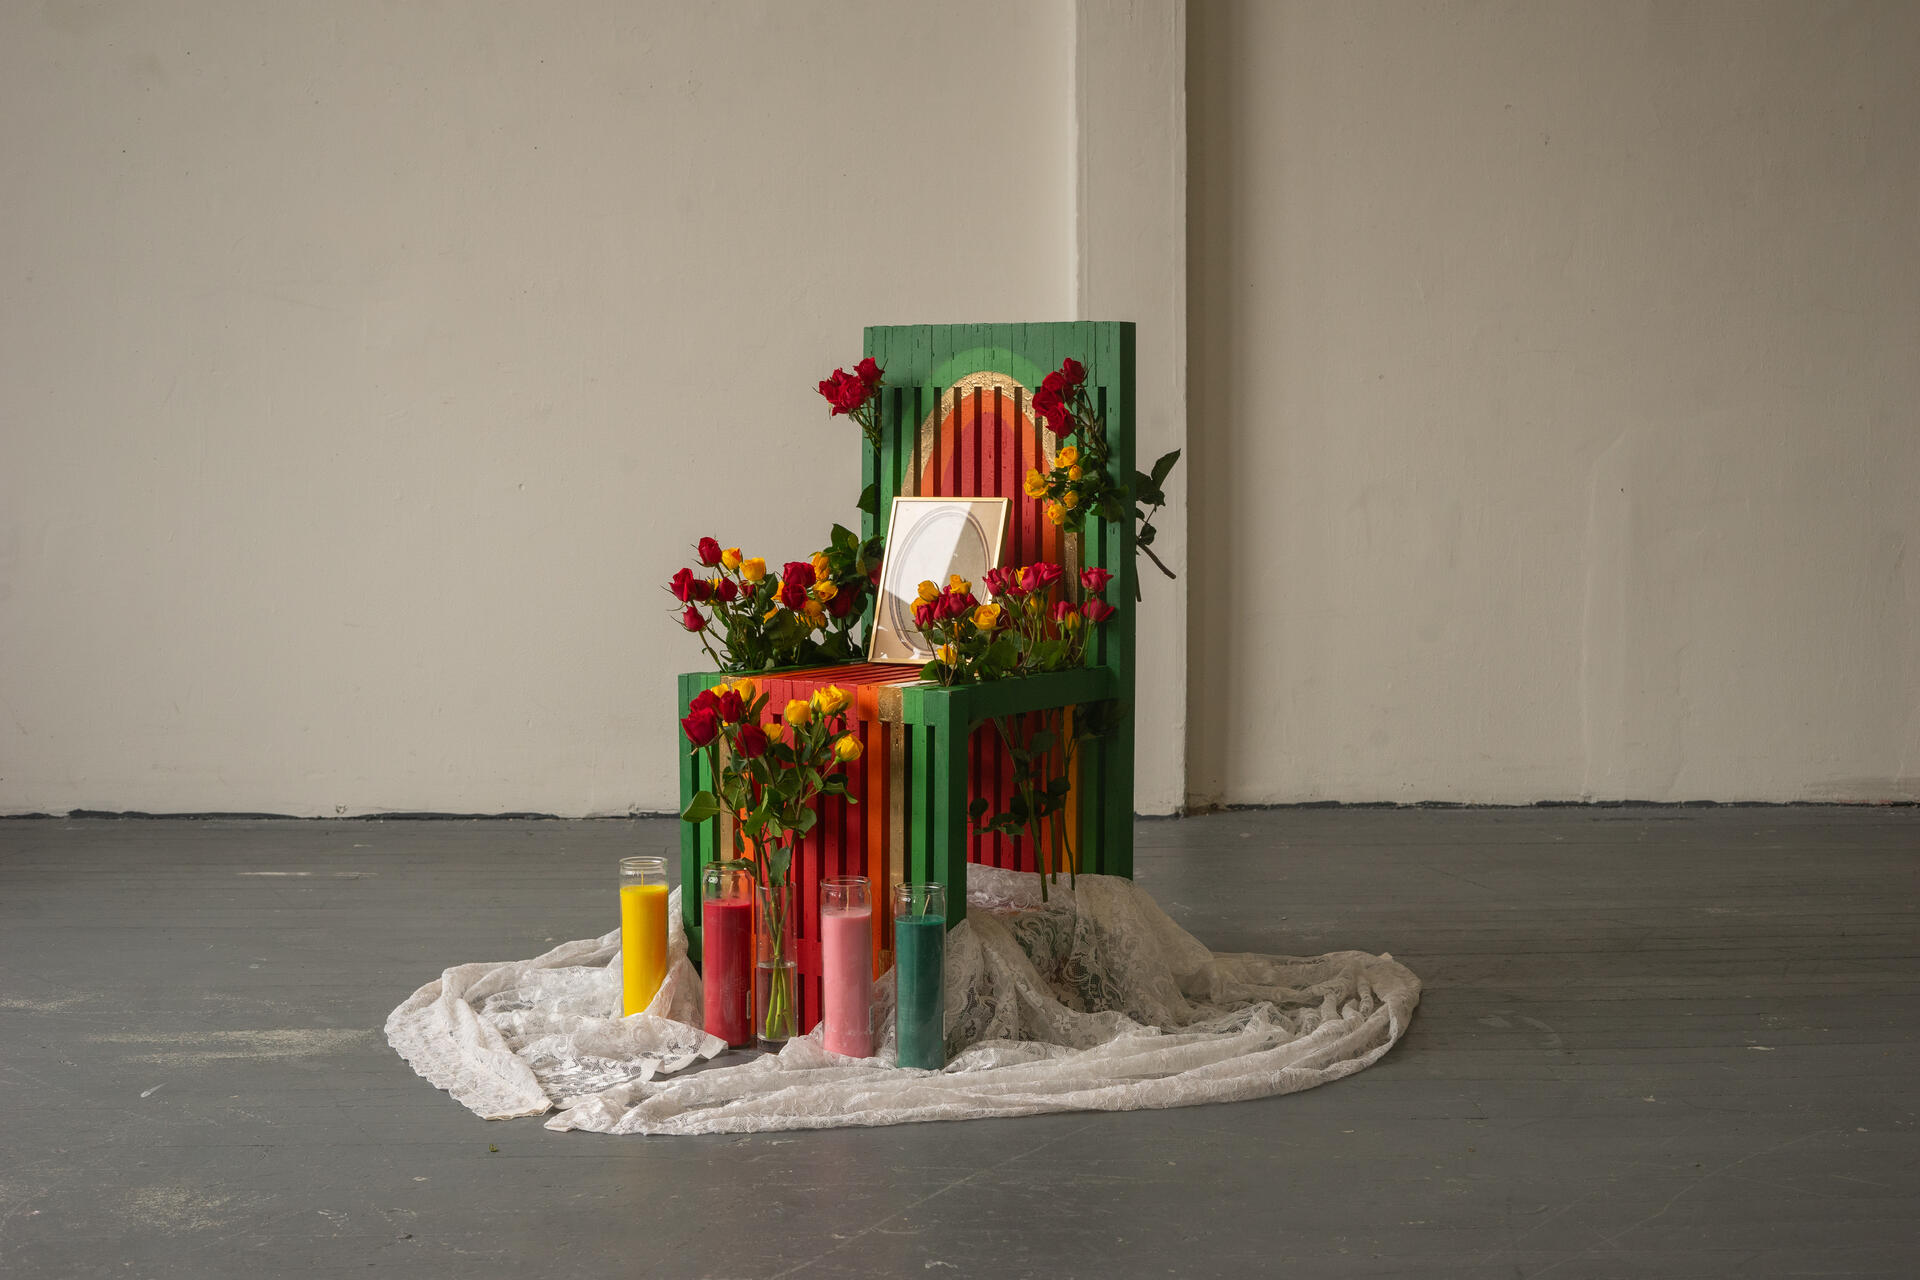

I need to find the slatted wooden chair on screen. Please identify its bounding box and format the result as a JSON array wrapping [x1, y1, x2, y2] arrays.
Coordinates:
[[677, 321, 1136, 1033]]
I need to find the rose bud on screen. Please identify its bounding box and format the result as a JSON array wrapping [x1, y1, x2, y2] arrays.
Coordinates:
[[1083, 599, 1117, 624], [681, 605, 707, 632], [734, 722, 768, 758], [696, 537, 722, 567], [1080, 566, 1113, 594]]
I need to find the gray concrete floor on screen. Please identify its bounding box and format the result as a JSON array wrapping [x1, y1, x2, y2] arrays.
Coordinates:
[[1, 808, 1916, 1278]]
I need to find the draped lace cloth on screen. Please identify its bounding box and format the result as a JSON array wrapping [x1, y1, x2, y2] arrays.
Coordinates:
[[384, 866, 1421, 1135]]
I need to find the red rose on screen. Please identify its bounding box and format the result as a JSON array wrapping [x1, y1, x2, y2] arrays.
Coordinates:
[[669, 567, 699, 602], [819, 371, 856, 416], [1060, 357, 1086, 387], [820, 368, 869, 415], [779, 580, 808, 610], [734, 722, 768, 759], [1083, 599, 1117, 624], [681, 707, 719, 746], [1019, 561, 1063, 595], [827, 584, 857, 618], [912, 600, 934, 630], [782, 560, 815, 590], [1050, 599, 1079, 622], [984, 566, 1018, 597], [696, 537, 722, 567], [690, 689, 720, 716], [1039, 371, 1066, 396], [1032, 386, 1070, 435], [854, 357, 883, 388], [681, 605, 707, 632], [715, 577, 739, 604], [717, 689, 746, 723], [689, 577, 712, 603], [1080, 566, 1113, 595]]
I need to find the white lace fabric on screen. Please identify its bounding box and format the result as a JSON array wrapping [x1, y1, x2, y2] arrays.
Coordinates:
[[384, 866, 1421, 1135]]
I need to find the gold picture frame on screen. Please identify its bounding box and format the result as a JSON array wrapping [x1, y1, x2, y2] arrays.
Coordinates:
[[867, 497, 1010, 664]]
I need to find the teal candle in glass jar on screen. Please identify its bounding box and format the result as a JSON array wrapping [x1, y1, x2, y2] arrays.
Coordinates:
[[893, 882, 946, 1070]]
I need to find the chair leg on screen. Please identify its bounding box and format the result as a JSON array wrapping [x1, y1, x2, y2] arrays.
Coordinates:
[[932, 713, 970, 929]]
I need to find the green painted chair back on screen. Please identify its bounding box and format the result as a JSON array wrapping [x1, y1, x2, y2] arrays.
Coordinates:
[[860, 322, 1136, 877]]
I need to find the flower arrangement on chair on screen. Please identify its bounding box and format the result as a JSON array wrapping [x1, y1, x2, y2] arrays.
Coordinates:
[[679, 679, 863, 1046], [669, 526, 881, 673], [912, 561, 1119, 900], [1023, 356, 1183, 596]]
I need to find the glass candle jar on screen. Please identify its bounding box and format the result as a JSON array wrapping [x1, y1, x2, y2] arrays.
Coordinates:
[[892, 882, 947, 1069], [819, 876, 873, 1058], [700, 860, 756, 1048], [619, 856, 669, 1016]]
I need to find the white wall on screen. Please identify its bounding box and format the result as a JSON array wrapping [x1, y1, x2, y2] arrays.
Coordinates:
[[0, 0, 1082, 815], [1189, 0, 1920, 804]]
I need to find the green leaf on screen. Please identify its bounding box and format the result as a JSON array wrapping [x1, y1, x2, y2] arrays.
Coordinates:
[[1139, 523, 1158, 548], [792, 807, 818, 835], [679, 790, 721, 824], [856, 484, 878, 516], [831, 523, 858, 552], [1150, 448, 1182, 488], [1028, 730, 1056, 756], [968, 797, 990, 820], [1046, 776, 1072, 797]]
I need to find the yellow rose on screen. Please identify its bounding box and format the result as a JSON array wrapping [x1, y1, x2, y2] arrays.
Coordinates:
[[812, 579, 838, 603], [729, 677, 758, 703], [1055, 444, 1079, 468], [811, 552, 832, 582], [1067, 465, 1082, 480], [763, 606, 781, 622], [1023, 468, 1049, 499], [783, 699, 812, 728], [1060, 610, 1082, 632], [973, 603, 1002, 630], [1044, 500, 1066, 526], [1061, 489, 1080, 510], [741, 557, 767, 583], [934, 643, 958, 665], [917, 580, 940, 604], [833, 734, 863, 763], [720, 547, 743, 572], [803, 600, 827, 629], [811, 685, 851, 716], [948, 574, 970, 594]]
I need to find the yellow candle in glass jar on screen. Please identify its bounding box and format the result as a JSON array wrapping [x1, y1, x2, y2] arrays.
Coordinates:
[[619, 858, 669, 1015]]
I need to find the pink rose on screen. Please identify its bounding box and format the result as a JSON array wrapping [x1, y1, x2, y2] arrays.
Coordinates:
[[1080, 566, 1113, 595]]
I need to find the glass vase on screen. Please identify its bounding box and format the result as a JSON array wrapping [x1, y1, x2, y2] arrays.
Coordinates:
[[893, 882, 947, 1069], [701, 859, 756, 1048], [619, 856, 668, 1016], [755, 878, 798, 1050], [820, 876, 873, 1058]]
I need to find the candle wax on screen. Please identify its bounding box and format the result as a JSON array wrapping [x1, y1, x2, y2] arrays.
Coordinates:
[[820, 904, 873, 1057], [894, 914, 946, 1069], [620, 881, 669, 1016], [701, 896, 754, 1047]]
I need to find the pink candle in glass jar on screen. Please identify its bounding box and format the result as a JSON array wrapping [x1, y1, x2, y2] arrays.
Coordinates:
[[819, 877, 873, 1058]]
